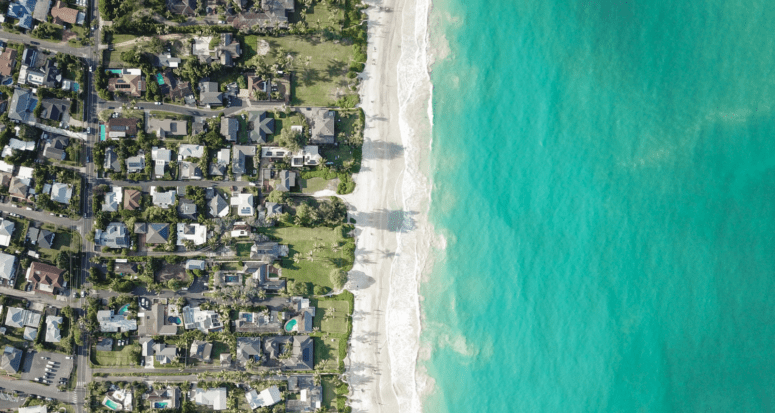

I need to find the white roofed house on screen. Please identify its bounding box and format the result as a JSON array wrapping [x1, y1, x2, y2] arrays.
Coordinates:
[[181, 306, 223, 333], [0, 252, 17, 285], [230, 193, 254, 216], [50, 182, 73, 204], [45, 316, 63, 342], [191, 387, 227, 411], [102, 186, 124, 212], [97, 310, 137, 333], [178, 144, 204, 160], [151, 186, 177, 209], [291, 146, 323, 167], [245, 386, 281, 409], [151, 147, 173, 178], [0, 218, 15, 247], [176, 223, 207, 246], [126, 152, 146, 173]]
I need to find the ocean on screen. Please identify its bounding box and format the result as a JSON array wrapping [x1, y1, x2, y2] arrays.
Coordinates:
[[419, 0, 775, 411]]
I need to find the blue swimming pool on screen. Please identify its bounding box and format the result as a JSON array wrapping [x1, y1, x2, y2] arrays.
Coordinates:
[[118, 304, 129, 315]]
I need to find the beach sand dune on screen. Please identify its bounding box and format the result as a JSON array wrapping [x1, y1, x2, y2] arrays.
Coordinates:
[[344, 0, 434, 411]]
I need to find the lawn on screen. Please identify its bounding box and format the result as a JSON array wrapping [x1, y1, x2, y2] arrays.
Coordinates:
[[313, 336, 339, 371], [211, 341, 231, 359], [262, 226, 352, 289], [93, 344, 139, 367], [112, 34, 137, 44], [299, 177, 332, 194], [254, 36, 357, 106], [235, 243, 252, 257], [313, 300, 350, 334], [321, 376, 339, 410], [270, 111, 305, 145]]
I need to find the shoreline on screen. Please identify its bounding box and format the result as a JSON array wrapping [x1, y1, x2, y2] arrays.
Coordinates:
[[344, 0, 436, 411]]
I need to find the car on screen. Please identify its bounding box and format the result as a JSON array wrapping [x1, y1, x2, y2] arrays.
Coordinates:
[[65, 356, 72, 360], [87, 156, 91, 163], [249, 182, 256, 186], [89, 66, 93, 73], [140, 359, 145, 366], [155, 101, 162, 105], [41, 356, 48, 360], [87, 127, 91, 134]]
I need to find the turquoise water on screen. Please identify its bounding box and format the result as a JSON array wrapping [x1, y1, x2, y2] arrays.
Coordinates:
[[103, 399, 119, 410], [422, 0, 775, 412], [117, 304, 129, 315], [285, 318, 297, 332], [154, 402, 168, 408]]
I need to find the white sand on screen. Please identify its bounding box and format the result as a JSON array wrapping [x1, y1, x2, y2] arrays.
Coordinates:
[[343, 0, 435, 411]]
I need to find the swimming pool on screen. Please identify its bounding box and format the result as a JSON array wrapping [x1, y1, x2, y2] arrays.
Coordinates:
[[118, 304, 129, 315], [167, 316, 181, 325], [100, 124, 106, 141], [241, 313, 253, 322], [156, 73, 164, 85], [154, 402, 168, 408], [285, 318, 297, 332], [103, 398, 120, 410], [225, 275, 240, 283]]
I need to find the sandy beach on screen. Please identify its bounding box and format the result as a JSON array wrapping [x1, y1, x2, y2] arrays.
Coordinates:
[[344, 0, 435, 411]]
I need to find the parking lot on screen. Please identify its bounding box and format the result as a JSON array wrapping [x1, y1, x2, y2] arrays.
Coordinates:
[[20, 350, 74, 386]]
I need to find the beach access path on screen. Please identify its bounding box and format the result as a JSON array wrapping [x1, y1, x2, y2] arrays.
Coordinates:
[[344, 0, 430, 411]]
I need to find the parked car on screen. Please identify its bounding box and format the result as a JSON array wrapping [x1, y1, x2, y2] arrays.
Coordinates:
[[155, 101, 162, 105]]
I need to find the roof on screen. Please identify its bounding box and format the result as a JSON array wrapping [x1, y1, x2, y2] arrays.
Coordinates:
[[265, 202, 282, 216], [176, 223, 207, 246], [185, 259, 205, 270], [108, 73, 145, 97], [245, 386, 281, 409], [126, 154, 145, 173], [5, 307, 41, 328], [8, 0, 36, 30], [220, 117, 238, 141], [301, 107, 336, 144], [178, 144, 204, 159], [192, 388, 227, 411], [178, 198, 197, 219], [95, 222, 130, 249], [1, 346, 22, 373], [209, 193, 229, 217], [147, 118, 187, 137], [151, 187, 176, 208], [0, 48, 17, 77], [50, 0, 78, 24], [106, 117, 139, 137], [199, 81, 222, 106], [123, 189, 142, 210], [40, 98, 69, 121], [189, 340, 212, 361], [145, 223, 170, 244], [0, 252, 16, 280], [232, 145, 256, 175], [179, 161, 203, 180], [18, 406, 47, 413], [102, 186, 123, 212], [236, 336, 261, 365], [9, 177, 30, 200], [230, 193, 254, 216], [0, 218, 14, 247], [32, 0, 50, 21], [37, 229, 54, 249], [140, 303, 177, 336], [50, 182, 73, 204], [247, 111, 274, 143], [276, 170, 296, 192], [22, 326, 37, 340], [152, 147, 172, 162], [26, 261, 65, 293], [9, 88, 37, 123], [45, 316, 62, 342], [104, 147, 121, 172]]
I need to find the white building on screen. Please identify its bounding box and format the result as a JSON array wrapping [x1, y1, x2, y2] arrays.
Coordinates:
[[245, 386, 281, 409], [230, 193, 254, 216], [0, 218, 14, 247], [97, 310, 137, 333], [181, 306, 222, 333], [191, 388, 227, 411], [178, 144, 204, 160], [176, 223, 207, 246]]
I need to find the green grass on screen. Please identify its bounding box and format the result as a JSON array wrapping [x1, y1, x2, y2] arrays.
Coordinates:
[[262, 226, 352, 289], [299, 177, 332, 194], [270, 112, 305, 145], [150, 111, 192, 122], [237, 115, 249, 144], [235, 243, 252, 257], [238, 35, 258, 61], [254, 36, 356, 106], [321, 376, 339, 410], [93, 343, 139, 367], [112, 34, 138, 44], [313, 336, 340, 370], [313, 300, 350, 334], [211, 341, 230, 359]]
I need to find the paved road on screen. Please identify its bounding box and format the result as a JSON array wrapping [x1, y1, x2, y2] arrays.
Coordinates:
[[127, 99, 283, 117], [0, 203, 81, 226], [0, 286, 72, 308], [93, 375, 198, 382], [0, 33, 91, 58], [99, 179, 254, 190]]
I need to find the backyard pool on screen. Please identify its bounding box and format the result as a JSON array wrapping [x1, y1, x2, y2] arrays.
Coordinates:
[[167, 316, 181, 325], [104, 399, 120, 410], [285, 319, 297, 332], [224, 275, 240, 283], [241, 313, 253, 322], [154, 402, 168, 408], [118, 304, 129, 315]]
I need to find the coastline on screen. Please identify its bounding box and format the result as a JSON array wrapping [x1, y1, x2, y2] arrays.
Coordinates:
[[344, 0, 435, 411]]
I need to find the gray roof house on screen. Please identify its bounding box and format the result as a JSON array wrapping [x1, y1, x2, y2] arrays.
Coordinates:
[[50, 182, 73, 204], [153, 343, 178, 364], [189, 340, 212, 363], [0, 219, 14, 247], [0, 252, 16, 282], [180, 161, 203, 180], [301, 107, 335, 144], [152, 147, 173, 178], [40, 98, 69, 121], [147, 387, 180, 410], [232, 145, 256, 175], [265, 202, 282, 217], [185, 259, 205, 270], [236, 337, 262, 366], [126, 153, 145, 173], [209, 193, 229, 217], [5, 307, 41, 328], [38, 229, 55, 249], [210, 148, 230, 176], [139, 303, 177, 336], [151, 187, 176, 208], [147, 118, 187, 138], [1, 346, 22, 374], [140, 337, 154, 356], [276, 170, 296, 192], [247, 111, 274, 144], [199, 81, 222, 108], [220, 117, 238, 141], [95, 222, 130, 249], [135, 223, 170, 244], [216, 33, 241, 66], [104, 147, 121, 171], [178, 198, 197, 220], [9, 88, 37, 123]]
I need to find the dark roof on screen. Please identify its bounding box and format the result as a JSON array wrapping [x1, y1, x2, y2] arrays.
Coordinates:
[[145, 223, 170, 244], [38, 229, 55, 249], [106, 118, 139, 136], [26, 261, 65, 292], [9, 88, 37, 123], [248, 111, 274, 144], [40, 98, 69, 121], [178, 198, 197, 220], [124, 189, 142, 210]]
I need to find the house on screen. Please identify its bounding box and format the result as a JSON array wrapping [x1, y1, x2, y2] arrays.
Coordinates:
[[40, 98, 69, 121], [220, 353, 232, 367], [179, 161, 203, 180], [289, 385, 323, 411], [247, 111, 274, 143], [94, 222, 130, 249], [246, 75, 269, 100], [220, 117, 238, 141], [45, 315, 62, 342], [102, 388, 133, 411], [50, 182, 73, 204], [166, 0, 196, 15], [210, 148, 230, 176], [262, 0, 294, 25], [231, 221, 251, 237], [265, 202, 282, 217], [123, 189, 142, 210], [250, 241, 286, 261], [140, 337, 154, 357], [102, 186, 123, 212], [25, 261, 65, 294], [276, 170, 296, 192], [245, 386, 281, 410], [147, 118, 187, 138], [199, 81, 222, 108], [291, 146, 322, 167], [97, 309, 137, 332], [185, 260, 205, 271], [192, 116, 206, 135], [9, 176, 30, 201], [230, 193, 254, 216], [135, 222, 170, 245], [181, 306, 222, 333], [0, 48, 17, 78], [178, 198, 197, 220], [18, 405, 47, 413], [0, 253, 16, 284], [264, 335, 314, 370], [191, 388, 227, 411], [108, 71, 145, 97], [244, 261, 285, 290], [161, 70, 194, 104], [31, 0, 50, 22], [7, 0, 35, 30], [106, 118, 139, 138], [153, 342, 178, 364], [235, 310, 283, 333], [1, 346, 22, 374], [50, 1, 83, 25], [9, 88, 37, 123], [153, 53, 181, 68], [0, 218, 14, 247], [146, 388, 179, 410], [232, 145, 256, 175], [151, 147, 172, 178], [126, 152, 146, 173], [37, 229, 55, 249], [104, 146, 121, 172], [114, 262, 138, 275], [25, 60, 60, 88], [261, 146, 292, 160], [176, 223, 207, 246], [300, 108, 335, 144], [5, 307, 41, 328], [146, 387, 180, 410], [178, 144, 204, 160], [189, 340, 212, 363], [151, 186, 176, 208], [208, 192, 229, 217], [236, 337, 261, 366], [215, 33, 241, 66], [42, 137, 67, 160]]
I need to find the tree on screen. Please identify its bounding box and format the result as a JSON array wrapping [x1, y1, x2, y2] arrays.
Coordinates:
[[330, 269, 347, 290], [266, 190, 288, 204], [275, 127, 304, 152]]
